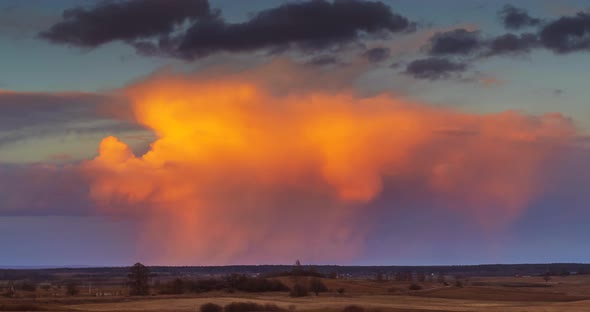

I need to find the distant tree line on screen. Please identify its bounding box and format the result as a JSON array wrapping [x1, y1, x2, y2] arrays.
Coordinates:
[[158, 274, 289, 295], [4, 263, 590, 282]]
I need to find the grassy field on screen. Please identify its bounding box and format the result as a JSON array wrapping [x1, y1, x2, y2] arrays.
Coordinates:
[[3, 275, 590, 311]]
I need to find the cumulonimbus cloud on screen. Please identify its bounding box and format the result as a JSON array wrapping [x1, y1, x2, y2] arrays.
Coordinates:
[[76, 60, 575, 265]]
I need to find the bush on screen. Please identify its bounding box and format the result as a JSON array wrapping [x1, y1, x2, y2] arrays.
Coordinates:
[[20, 282, 36, 292], [159, 278, 185, 294], [408, 283, 423, 290], [228, 275, 289, 292], [289, 283, 308, 297], [342, 305, 365, 312], [187, 278, 225, 293], [200, 303, 222, 312], [66, 282, 79, 296], [455, 280, 464, 288], [224, 302, 283, 312], [336, 287, 345, 295], [308, 277, 328, 295]]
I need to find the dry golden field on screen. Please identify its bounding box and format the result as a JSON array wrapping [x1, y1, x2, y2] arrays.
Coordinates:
[[3, 275, 590, 312]]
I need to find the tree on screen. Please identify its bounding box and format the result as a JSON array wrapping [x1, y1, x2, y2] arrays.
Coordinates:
[[543, 273, 552, 282], [290, 282, 308, 297], [292, 260, 303, 277], [308, 277, 328, 296], [128, 262, 150, 296], [66, 282, 79, 296]]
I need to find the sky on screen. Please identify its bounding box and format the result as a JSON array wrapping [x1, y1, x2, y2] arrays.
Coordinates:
[[0, 0, 589, 267]]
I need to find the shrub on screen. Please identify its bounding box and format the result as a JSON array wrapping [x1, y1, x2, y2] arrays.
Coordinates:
[[336, 287, 345, 295], [20, 282, 36, 292], [342, 305, 364, 312], [187, 278, 225, 293], [200, 303, 222, 312], [455, 280, 464, 288], [224, 302, 284, 312], [66, 282, 79, 296], [289, 283, 308, 297], [159, 278, 185, 294], [408, 283, 423, 290], [308, 277, 328, 295]]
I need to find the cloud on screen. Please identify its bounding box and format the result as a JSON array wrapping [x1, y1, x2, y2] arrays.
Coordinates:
[[306, 54, 340, 67], [75, 61, 574, 264], [0, 90, 105, 131], [498, 4, 542, 30], [41, 0, 412, 60], [0, 90, 140, 147], [423, 28, 541, 60], [404, 57, 467, 80], [484, 33, 539, 56], [39, 0, 211, 47], [539, 12, 590, 53], [427, 29, 481, 56], [363, 46, 391, 63], [171, 0, 411, 59]]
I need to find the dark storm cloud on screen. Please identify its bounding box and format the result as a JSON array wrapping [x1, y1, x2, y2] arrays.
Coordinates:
[[424, 28, 542, 59], [40, 0, 211, 47], [498, 4, 541, 30], [427, 29, 481, 56], [404, 57, 467, 80], [41, 0, 412, 59], [174, 0, 411, 59], [363, 46, 391, 63], [539, 12, 590, 53], [484, 33, 539, 56]]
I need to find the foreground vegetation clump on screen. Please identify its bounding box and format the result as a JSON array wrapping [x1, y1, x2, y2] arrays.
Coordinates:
[[224, 302, 284, 312], [0, 304, 46, 311], [408, 283, 423, 290], [200, 303, 223, 312], [342, 305, 365, 312]]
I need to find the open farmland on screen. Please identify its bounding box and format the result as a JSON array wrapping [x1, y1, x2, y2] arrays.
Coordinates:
[[2, 269, 590, 312]]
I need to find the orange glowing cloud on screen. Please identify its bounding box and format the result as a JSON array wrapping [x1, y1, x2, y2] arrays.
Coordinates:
[[82, 62, 574, 264]]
